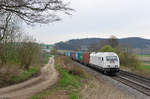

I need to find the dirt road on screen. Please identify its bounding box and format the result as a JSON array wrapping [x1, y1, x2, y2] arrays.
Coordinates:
[[0, 56, 58, 99]]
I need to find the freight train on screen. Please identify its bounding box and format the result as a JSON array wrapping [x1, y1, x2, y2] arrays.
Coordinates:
[[61, 51, 120, 74]]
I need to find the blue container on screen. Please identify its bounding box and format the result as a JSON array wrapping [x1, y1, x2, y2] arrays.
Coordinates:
[[70, 52, 73, 58], [67, 52, 69, 56], [75, 52, 79, 60], [68, 52, 70, 57]]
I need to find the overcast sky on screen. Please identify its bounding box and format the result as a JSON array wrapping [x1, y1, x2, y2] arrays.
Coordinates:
[[25, 0, 150, 44]]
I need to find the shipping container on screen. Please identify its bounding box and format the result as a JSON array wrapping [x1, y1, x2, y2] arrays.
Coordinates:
[[66, 52, 68, 56], [72, 52, 75, 59], [64, 52, 66, 56], [67, 52, 70, 57], [70, 52, 73, 58], [75, 52, 79, 60], [83, 52, 90, 64], [78, 52, 83, 62]]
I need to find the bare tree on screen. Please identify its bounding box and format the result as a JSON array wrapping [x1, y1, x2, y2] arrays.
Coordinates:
[[100, 35, 119, 48], [0, 13, 12, 42], [0, 0, 73, 24], [0, 13, 22, 65], [108, 35, 119, 48]]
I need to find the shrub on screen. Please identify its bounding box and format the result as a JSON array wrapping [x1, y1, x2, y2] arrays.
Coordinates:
[[99, 45, 115, 52]]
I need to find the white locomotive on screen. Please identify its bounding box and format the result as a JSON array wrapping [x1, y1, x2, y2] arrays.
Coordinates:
[[90, 52, 120, 73]]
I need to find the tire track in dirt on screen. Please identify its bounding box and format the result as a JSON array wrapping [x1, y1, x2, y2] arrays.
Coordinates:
[[0, 56, 58, 99]]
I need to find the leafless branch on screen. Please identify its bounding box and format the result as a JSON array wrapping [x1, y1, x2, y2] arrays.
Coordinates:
[[0, 0, 73, 24]]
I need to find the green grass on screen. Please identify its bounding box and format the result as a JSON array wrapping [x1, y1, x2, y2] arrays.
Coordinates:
[[11, 66, 40, 83], [137, 54, 150, 57], [139, 64, 150, 72], [42, 54, 51, 64], [56, 64, 81, 88], [69, 92, 79, 99], [31, 64, 81, 99]]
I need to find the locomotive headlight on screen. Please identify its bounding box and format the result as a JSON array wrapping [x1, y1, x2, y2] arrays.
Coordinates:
[[115, 65, 118, 68]]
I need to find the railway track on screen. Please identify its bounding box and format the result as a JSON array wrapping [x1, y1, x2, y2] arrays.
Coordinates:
[[112, 70, 150, 96], [74, 60, 150, 96], [74, 61, 150, 97]]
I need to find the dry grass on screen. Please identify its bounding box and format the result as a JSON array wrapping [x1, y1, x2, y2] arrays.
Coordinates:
[[80, 76, 134, 99], [0, 64, 21, 87]]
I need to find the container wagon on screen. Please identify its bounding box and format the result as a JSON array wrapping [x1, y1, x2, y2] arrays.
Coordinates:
[[70, 52, 72, 58], [72, 52, 75, 60], [83, 52, 90, 65], [78, 52, 83, 63], [75, 52, 79, 61]]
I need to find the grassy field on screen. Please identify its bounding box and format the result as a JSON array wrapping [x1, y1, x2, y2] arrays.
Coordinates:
[[121, 54, 150, 77], [136, 54, 150, 71], [31, 56, 134, 99], [137, 54, 150, 57], [138, 64, 150, 72]]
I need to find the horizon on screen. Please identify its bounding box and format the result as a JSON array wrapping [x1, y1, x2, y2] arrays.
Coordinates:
[[47, 36, 150, 45]]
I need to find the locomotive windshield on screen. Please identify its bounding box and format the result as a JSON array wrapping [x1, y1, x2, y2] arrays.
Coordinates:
[[106, 56, 118, 61]]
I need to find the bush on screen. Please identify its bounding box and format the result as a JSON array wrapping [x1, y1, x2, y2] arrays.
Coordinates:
[[99, 45, 115, 52]]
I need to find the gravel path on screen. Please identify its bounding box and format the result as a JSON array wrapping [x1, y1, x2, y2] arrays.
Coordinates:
[[74, 62, 150, 99], [0, 56, 59, 99]]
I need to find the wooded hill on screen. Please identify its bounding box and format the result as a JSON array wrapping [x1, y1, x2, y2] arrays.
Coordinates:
[[55, 37, 150, 50]]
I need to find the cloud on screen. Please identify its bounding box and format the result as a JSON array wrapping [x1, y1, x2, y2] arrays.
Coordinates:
[[25, 0, 150, 44]]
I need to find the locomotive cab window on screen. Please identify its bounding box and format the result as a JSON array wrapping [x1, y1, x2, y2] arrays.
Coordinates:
[[102, 57, 103, 61], [106, 56, 118, 61]]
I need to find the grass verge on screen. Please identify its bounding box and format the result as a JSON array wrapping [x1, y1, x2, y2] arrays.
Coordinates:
[[11, 66, 40, 83], [138, 64, 150, 72], [137, 54, 150, 57], [42, 53, 51, 65]]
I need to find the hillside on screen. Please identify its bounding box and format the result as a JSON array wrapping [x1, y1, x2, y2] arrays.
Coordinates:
[[55, 37, 150, 51]]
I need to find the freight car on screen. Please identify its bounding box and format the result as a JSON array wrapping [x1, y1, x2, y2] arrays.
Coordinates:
[[62, 51, 120, 74]]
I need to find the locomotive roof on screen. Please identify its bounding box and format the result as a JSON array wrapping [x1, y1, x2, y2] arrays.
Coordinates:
[[90, 52, 118, 57]]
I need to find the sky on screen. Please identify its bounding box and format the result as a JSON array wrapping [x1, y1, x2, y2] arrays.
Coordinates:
[[25, 0, 150, 44]]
